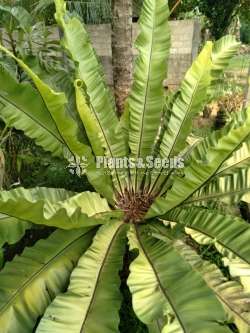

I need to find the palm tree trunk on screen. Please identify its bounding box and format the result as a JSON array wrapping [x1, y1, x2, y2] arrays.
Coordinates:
[[111, 0, 133, 114]]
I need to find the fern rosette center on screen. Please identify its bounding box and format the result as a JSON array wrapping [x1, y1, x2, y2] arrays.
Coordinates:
[[116, 187, 155, 223]]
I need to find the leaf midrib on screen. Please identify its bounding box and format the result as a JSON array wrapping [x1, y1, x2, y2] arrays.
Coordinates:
[[165, 129, 250, 214], [213, 285, 250, 325], [185, 186, 250, 204], [88, 102, 122, 191], [80, 223, 123, 332], [217, 155, 250, 176], [175, 241, 250, 325], [163, 66, 208, 159], [136, 5, 156, 162], [135, 225, 187, 333], [0, 228, 95, 314], [0, 93, 64, 145]]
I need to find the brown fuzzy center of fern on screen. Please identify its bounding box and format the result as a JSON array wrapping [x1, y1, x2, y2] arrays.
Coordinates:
[[116, 188, 155, 223]]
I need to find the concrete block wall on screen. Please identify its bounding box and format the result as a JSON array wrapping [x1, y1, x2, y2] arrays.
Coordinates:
[[86, 20, 201, 89], [166, 20, 201, 88]]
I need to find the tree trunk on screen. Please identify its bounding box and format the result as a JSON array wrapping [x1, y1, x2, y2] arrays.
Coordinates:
[[111, 0, 133, 115]]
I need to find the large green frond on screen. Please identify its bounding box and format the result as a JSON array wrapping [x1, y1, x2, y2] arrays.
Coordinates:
[[147, 105, 250, 218], [127, 224, 230, 333], [167, 207, 250, 264], [74, 79, 115, 196], [128, 0, 170, 160], [0, 44, 86, 158], [54, 0, 126, 191], [180, 224, 250, 332], [0, 227, 96, 332], [0, 187, 118, 229], [185, 225, 250, 295], [0, 44, 114, 200], [151, 224, 250, 332], [159, 42, 213, 158], [174, 240, 250, 332], [0, 66, 65, 157], [37, 221, 127, 333], [186, 167, 250, 206], [54, 0, 125, 158], [159, 35, 240, 158]]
